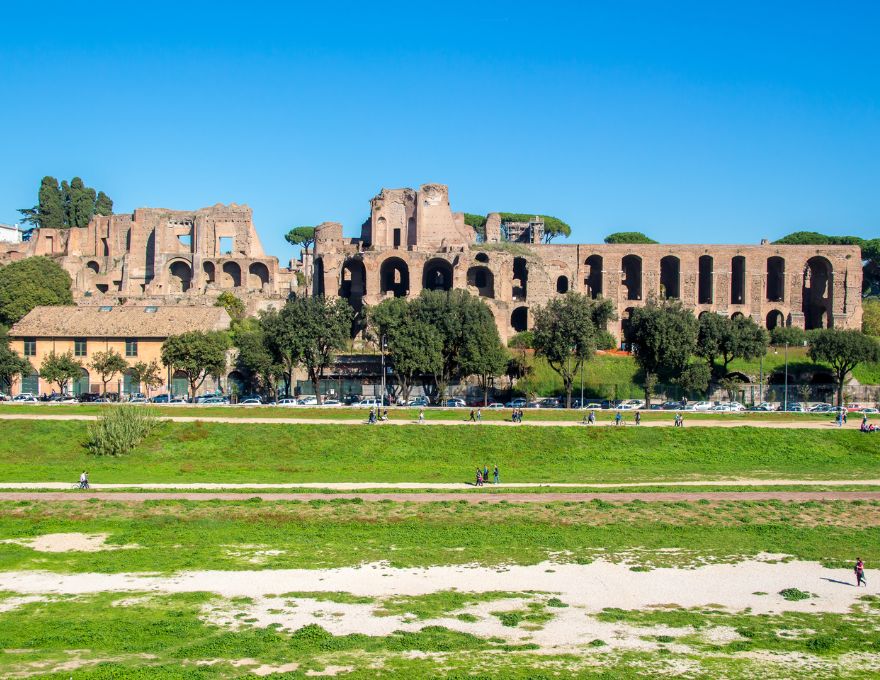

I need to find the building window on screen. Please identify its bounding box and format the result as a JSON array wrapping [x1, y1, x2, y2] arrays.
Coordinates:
[[125, 338, 138, 357], [23, 338, 36, 357], [74, 338, 87, 357]]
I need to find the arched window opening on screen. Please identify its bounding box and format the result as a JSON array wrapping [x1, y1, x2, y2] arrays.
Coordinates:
[[203, 261, 216, 284], [512, 257, 528, 300], [659, 255, 680, 299], [248, 262, 270, 291], [380, 257, 410, 298], [698, 255, 713, 304], [767, 257, 785, 302], [584, 255, 602, 299], [312, 258, 324, 296], [731, 256, 746, 305], [422, 258, 453, 292], [511, 306, 528, 332], [556, 276, 569, 294], [766, 310, 784, 330], [622, 255, 642, 301], [168, 261, 192, 293], [466, 266, 494, 298], [221, 261, 242, 288], [803, 256, 833, 330]]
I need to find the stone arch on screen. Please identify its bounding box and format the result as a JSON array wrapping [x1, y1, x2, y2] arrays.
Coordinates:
[[511, 306, 528, 332], [622, 255, 642, 301], [221, 261, 242, 288], [423, 258, 453, 292], [168, 260, 192, 293], [660, 255, 680, 299], [766, 256, 785, 302], [475, 252, 489, 264], [312, 258, 325, 296], [86, 261, 100, 274], [203, 261, 216, 284], [466, 265, 494, 298], [584, 255, 602, 298], [248, 262, 270, 291], [380, 257, 410, 298], [556, 275, 569, 294], [731, 256, 746, 305], [698, 255, 713, 304], [766, 309, 785, 330], [227, 370, 246, 395], [803, 256, 833, 329], [339, 259, 367, 309], [74, 367, 90, 396], [731, 311, 744, 320], [512, 257, 528, 299]]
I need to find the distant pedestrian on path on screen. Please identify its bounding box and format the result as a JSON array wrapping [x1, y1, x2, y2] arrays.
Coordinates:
[[635, 412, 641, 426], [476, 408, 482, 423], [856, 558, 867, 587], [78, 470, 89, 489], [483, 465, 489, 483], [475, 468, 483, 486], [493, 465, 499, 484], [838, 411, 844, 427], [615, 411, 622, 426], [418, 408, 425, 424], [588, 409, 595, 425], [469, 409, 476, 422]]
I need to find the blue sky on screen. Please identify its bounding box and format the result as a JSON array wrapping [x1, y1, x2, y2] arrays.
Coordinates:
[[1, 1, 877, 259]]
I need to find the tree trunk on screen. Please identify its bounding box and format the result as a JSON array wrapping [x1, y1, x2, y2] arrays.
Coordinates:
[[311, 370, 322, 405], [837, 376, 844, 408]]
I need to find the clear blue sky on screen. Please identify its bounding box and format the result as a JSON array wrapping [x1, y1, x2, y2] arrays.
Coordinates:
[[1, 1, 877, 259]]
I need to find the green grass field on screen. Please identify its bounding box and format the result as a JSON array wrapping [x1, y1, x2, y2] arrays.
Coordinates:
[[1, 420, 877, 483]]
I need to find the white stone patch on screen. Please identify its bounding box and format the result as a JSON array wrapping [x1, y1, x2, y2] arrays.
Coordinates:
[[1, 533, 138, 553]]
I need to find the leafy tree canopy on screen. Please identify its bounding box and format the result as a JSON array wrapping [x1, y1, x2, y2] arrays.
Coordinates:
[[769, 325, 807, 347], [40, 350, 83, 393], [90, 349, 129, 394], [0, 341, 30, 392], [161, 331, 230, 399], [215, 291, 246, 323], [863, 298, 880, 337], [628, 298, 698, 406], [284, 226, 316, 250], [234, 325, 284, 398], [0, 257, 74, 326], [808, 329, 880, 406], [129, 360, 164, 393], [19, 176, 113, 229], [696, 313, 769, 376], [532, 293, 616, 407], [604, 231, 658, 244]]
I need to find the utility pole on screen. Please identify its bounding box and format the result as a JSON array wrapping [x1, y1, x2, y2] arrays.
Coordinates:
[[783, 341, 789, 412], [580, 352, 585, 408], [380, 334, 386, 406]]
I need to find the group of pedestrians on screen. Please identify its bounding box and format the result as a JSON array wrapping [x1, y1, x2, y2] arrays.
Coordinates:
[[367, 407, 389, 424], [673, 412, 684, 427], [475, 464, 500, 486], [77, 471, 89, 489], [511, 408, 525, 423], [468, 409, 482, 423], [861, 413, 877, 433]]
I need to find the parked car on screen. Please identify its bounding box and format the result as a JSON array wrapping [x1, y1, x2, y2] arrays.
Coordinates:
[[150, 394, 171, 403], [846, 403, 867, 413], [749, 402, 774, 411], [861, 407, 879, 414], [275, 398, 298, 406], [443, 398, 467, 408], [407, 396, 430, 407], [238, 397, 262, 405], [12, 393, 38, 403], [659, 400, 682, 410], [781, 403, 804, 412], [0, 392, 10, 401], [809, 403, 833, 412], [358, 397, 380, 408], [505, 398, 528, 408], [536, 398, 561, 409], [322, 399, 342, 406], [128, 397, 148, 404], [57, 395, 79, 404], [298, 396, 319, 406], [487, 402, 505, 409], [584, 402, 603, 410], [691, 401, 714, 411], [726, 401, 746, 412]]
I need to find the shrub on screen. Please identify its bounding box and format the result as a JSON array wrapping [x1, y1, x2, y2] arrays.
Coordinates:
[[85, 406, 158, 457], [779, 588, 810, 601], [596, 330, 617, 350]]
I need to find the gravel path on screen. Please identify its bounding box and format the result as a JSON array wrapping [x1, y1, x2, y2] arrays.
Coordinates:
[[2, 490, 879, 502], [0, 412, 852, 428]]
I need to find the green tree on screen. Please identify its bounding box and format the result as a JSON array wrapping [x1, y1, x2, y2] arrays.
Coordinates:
[[411, 290, 501, 403], [285, 226, 317, 295], [161, 331, 230, 400], [262, 296, 352, 404], [696, 313, 768, 376], [90, 349, 128, 395], [19, 176, 112, 229], [531, 293, 616, 408], [676, 362, 711, 397], [129, 360, 164, 396], [460, 305, 508, 406], [769, 325, 807, 347], [628, 298, 698, 406], [0, 257, 74, 326], [369, 298, 443, 403], [234, 325, 283, 399], [0, 343, 30, 394], [808, 329, 880, 406], [863, 298, 880, 337], [215, 291, 246, 323], [603, 231, 658, 244], [40, 351, 82, 394]]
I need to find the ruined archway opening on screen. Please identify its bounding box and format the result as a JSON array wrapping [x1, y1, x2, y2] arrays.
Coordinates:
[[659, 255, 680, 299], [512, 257, 528, 300], [767, 256, 785, 302], [622, 255, 642, 301], [803, 256, 833, 330], [698, 255, 713, 304], [511, 306, 528, 332], [766, 310, 785, 330], [168, 260, 193, 293], [584, 255, 602, 299], [556, 276, 569, 294], [221, 261, 242, 289], [621, 307, 636, 342], [312, 258, 325, 297], [423, 258, 453, 292], [203, 261, 216, 284], [380, 257, 410, 298], [475, 252, 490, 264], [339, 259, 366, 311], [248, 262, 270, 291], [731, 256, 746, 305], [466, 265, 494, 298]]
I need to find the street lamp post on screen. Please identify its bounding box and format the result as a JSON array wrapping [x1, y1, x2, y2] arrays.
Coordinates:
[[783, 341, 789, 412], [380, 334, 386, 406], [580, 353, 585, 408]]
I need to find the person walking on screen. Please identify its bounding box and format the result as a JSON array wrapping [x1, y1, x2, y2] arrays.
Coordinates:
[[615, 411, 622, 427], [838, 410, 844, 427], [469, 409, 476, 422], [493, 464, 499, 484], [78, 470, 88, 489], [588, 409, 595, 425], [856, 558, 867, 587], [483, 465, 489, 484], [635, 411, 641, 426], [476, 468, 483, 487], [418, 408, 425, 424], [476, 408, 482, 423]]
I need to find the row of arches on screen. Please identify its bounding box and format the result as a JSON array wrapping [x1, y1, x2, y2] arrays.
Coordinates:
[[167, 260, 271, 293]]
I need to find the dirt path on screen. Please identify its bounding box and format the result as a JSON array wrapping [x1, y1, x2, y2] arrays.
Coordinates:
[[2, 490, 879, 502], [0, 412, 853, 428]]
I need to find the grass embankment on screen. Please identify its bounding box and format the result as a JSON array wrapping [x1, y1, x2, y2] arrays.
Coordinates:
[[0, 499, 877, 573], [2, 420, 878, 483], [0, 402, 841, 422]]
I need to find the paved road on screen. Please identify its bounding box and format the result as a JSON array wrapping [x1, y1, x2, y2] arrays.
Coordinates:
[[0, 413, 853, 429], [2, 491, 878, 503]]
